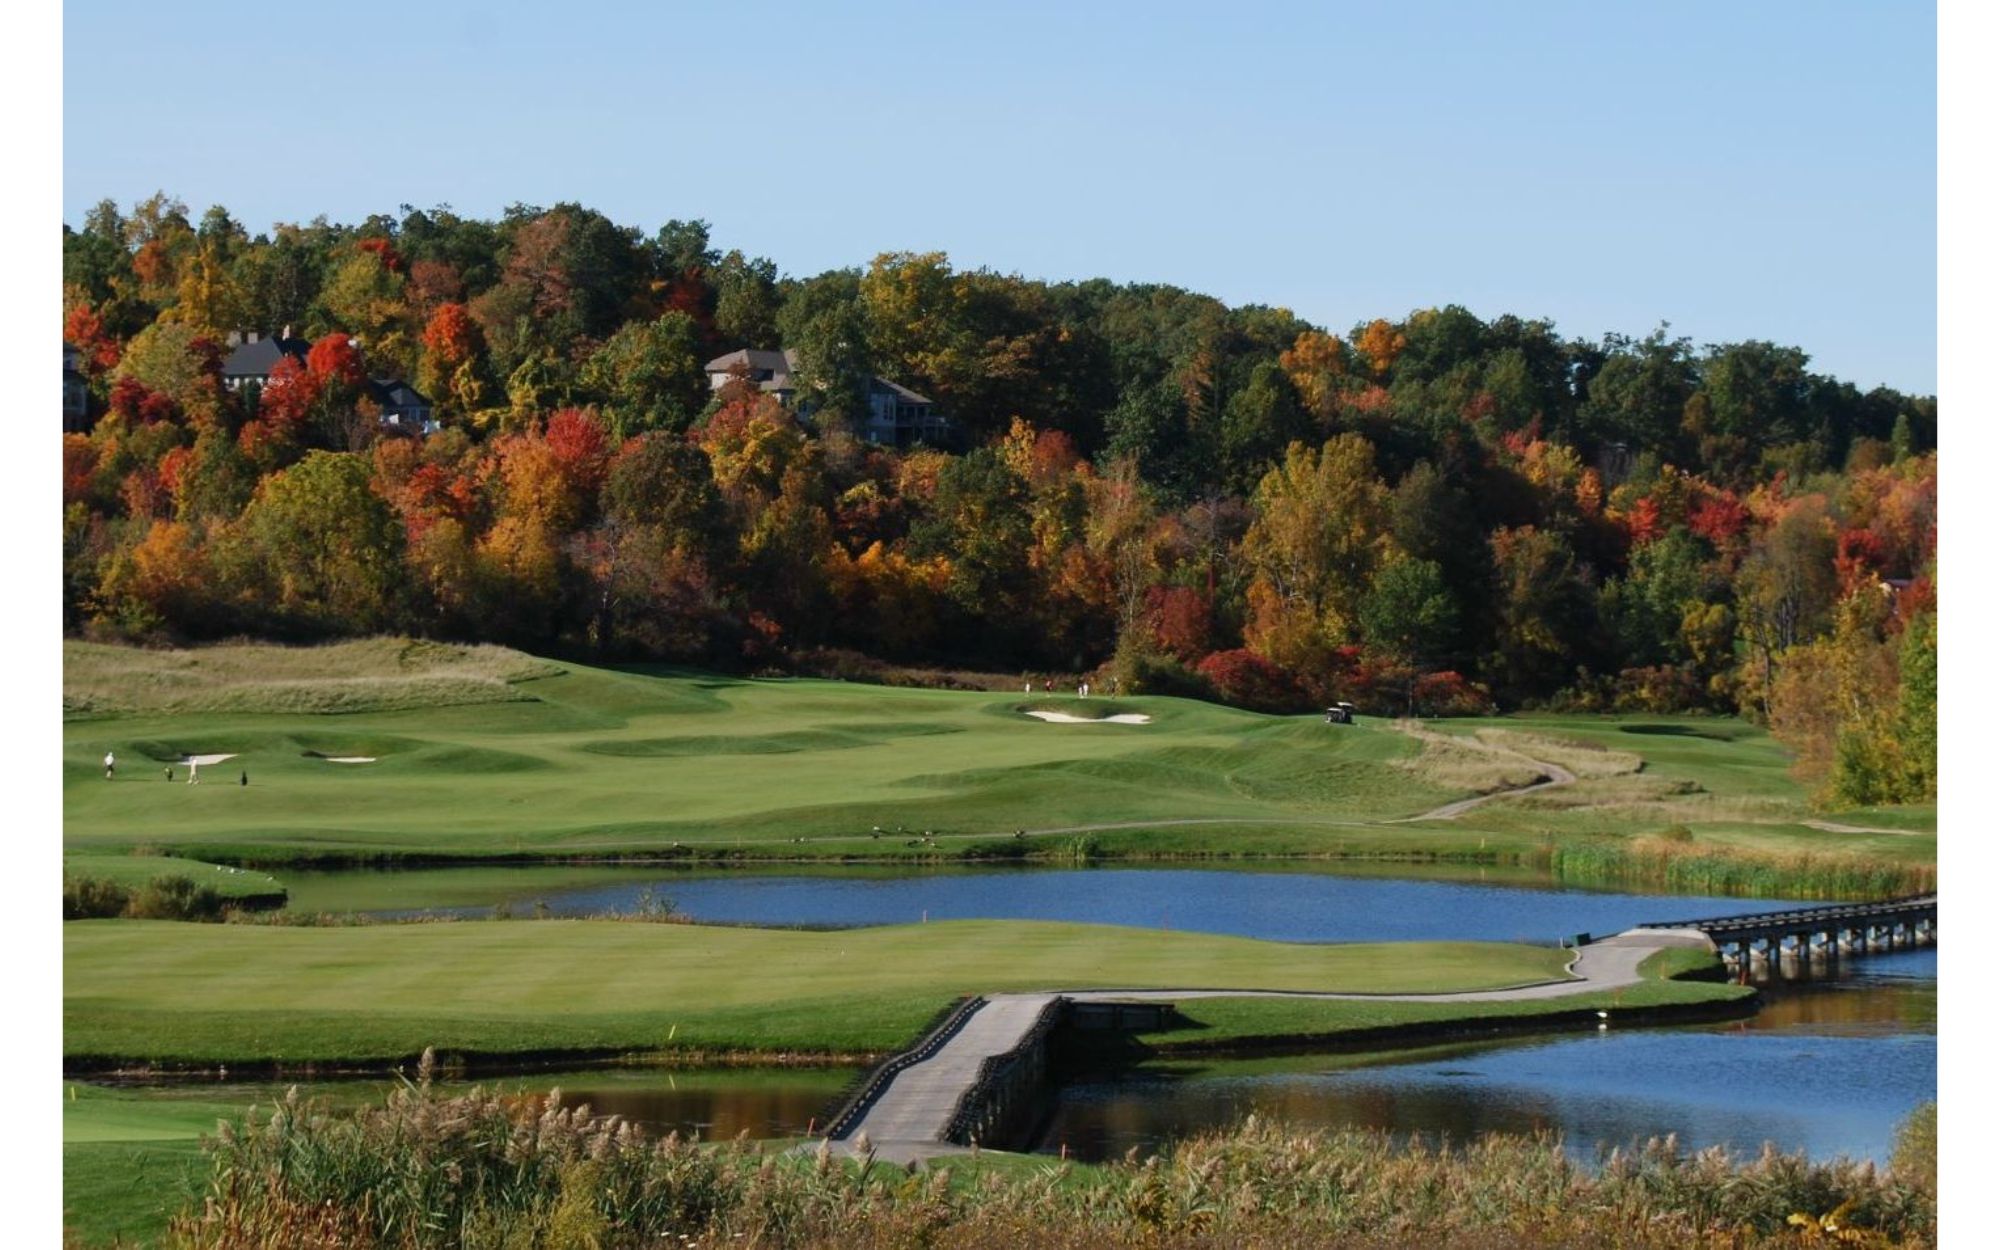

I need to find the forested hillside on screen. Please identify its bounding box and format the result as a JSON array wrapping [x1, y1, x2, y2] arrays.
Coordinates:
[[61, 196, 1937, 804]]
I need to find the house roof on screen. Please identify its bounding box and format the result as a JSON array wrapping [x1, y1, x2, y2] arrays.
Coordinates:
[[868, 376, 932, 405], [222, 335, 309, 378], [368, 378, 430, 409], [704, 348, 795, 376], [705, 347, 801, 395], [706, 347, 934, 408]]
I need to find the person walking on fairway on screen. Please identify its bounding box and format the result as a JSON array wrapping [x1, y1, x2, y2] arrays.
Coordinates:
[[187, 758, 199, 785], [103, 751, 115, 779]]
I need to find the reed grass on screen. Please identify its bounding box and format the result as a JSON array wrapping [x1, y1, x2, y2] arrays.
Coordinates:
[[154, 1076, 1936, 1249], [1540, 837, 1936, 900]]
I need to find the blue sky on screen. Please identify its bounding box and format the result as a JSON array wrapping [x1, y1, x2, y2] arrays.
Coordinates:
[[61, 1, 1936, 392]]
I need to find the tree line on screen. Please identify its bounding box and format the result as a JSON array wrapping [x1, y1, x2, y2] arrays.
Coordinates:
[[62, 195, 1938, 804]]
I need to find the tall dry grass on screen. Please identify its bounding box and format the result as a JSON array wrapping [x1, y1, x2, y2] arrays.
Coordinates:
[[162, 1069, 1935, 1249], [1542, 836, 1936, 900], [1393, 723, 1644, 793], [1392, 723, 1549, 794], [63, 638, 561, 716]]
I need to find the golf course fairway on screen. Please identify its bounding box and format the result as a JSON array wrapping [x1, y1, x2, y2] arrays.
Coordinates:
[[65, 919, 1574, 1065]]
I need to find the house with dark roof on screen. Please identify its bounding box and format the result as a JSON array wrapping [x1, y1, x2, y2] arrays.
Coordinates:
[[861, 376, 949, 447], [223, 329, 435, 435], [703, 348, 950, 448], [63, 342, 90, 432], [368, 378, 435, 434], [220, 329, 310, 391]]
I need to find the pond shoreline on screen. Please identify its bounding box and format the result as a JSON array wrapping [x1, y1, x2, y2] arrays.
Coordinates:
[[62, 985, 1757, 1083], [108, 841, 1934, 905]]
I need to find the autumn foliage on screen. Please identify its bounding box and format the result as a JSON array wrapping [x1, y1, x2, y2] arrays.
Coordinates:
[[58, 197, 1935, 774]]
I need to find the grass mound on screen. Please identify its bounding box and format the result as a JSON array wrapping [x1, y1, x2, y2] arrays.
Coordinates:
[[580, 723, 962, 758], [64, 638, 560, 717]]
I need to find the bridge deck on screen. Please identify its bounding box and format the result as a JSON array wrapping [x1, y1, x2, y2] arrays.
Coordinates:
[[829, 930, 1714, 1163], [840, 993, 1057, 1156], [1636, 894, 1936, 935]]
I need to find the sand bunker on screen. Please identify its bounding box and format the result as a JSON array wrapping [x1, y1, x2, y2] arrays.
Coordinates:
[[1024, 710, 1152, 725], [324, 756, 378, 764], [180, 753, 239, 766]]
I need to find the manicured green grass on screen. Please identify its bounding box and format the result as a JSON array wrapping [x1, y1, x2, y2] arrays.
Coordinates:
[[63, 1083, 239, 1247], [1131, 947, 1751, 1052], [63, 645, 1468, 862], [64, 919, 1572, 1065], [63, 640, 1929, 875]]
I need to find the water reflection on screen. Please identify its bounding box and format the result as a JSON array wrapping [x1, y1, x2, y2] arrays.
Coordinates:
[[542, 1070, 845, 1140], [92, 1066, 851, 1144], [336, 864, 1790, 946], [1037, 953, 1936, 1165]]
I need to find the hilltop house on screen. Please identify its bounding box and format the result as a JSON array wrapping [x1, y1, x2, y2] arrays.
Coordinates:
[[704, 348, 951, 447], [367, 379, 436, 434], [220, 329, 311, 391], [223, 330, 434, 434]]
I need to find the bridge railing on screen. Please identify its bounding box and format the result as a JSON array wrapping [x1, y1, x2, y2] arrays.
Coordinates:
[[943, 996, 1068, 1148], [1633, 894, 1936, 934], [822, 994, 987, 1141]]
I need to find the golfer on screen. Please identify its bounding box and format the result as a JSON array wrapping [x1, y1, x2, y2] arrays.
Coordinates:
[[187, 758, 200, 785], [104, 751, 115, 779]]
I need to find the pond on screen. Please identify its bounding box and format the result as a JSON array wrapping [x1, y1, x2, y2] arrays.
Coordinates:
[[83, 1064, 855, 1145], [256, 862, 1935, 1165], [304, 861, 1790, 945], [1037, 948, 1936, 1165], [85, 952, 1931, 1167]]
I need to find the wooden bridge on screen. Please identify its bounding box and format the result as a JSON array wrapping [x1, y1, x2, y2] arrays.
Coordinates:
[[1632, 894, 1937, 967]]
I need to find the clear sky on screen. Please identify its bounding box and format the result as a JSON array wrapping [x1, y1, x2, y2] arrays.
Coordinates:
[[61, 0, 1937, 393]]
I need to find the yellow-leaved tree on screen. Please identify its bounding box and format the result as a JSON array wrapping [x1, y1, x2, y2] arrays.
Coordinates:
[[1241, 435, 1387, 685]]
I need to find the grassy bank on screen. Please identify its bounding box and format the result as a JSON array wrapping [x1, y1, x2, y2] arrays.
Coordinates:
[[64, 642, 1933, 893], [1124, 949, 1753, 1055], [62, 853, 285, 899], [64, 919, 1572, 1068]]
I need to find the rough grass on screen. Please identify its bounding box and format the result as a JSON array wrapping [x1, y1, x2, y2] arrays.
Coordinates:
[[1394, 722, 1644, 792], [63, 638, 560, 717], [1392, 721, 1553, 793], [63, 920, 1571, 1066]]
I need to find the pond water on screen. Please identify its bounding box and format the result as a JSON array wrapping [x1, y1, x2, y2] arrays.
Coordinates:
[[93, 952, 1931, 1166], [325, 862, 1789, 945], [257, 863, 1935, 1164], [91, 1065, 854, 1144], [1037, 948, 1937, 1165]]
